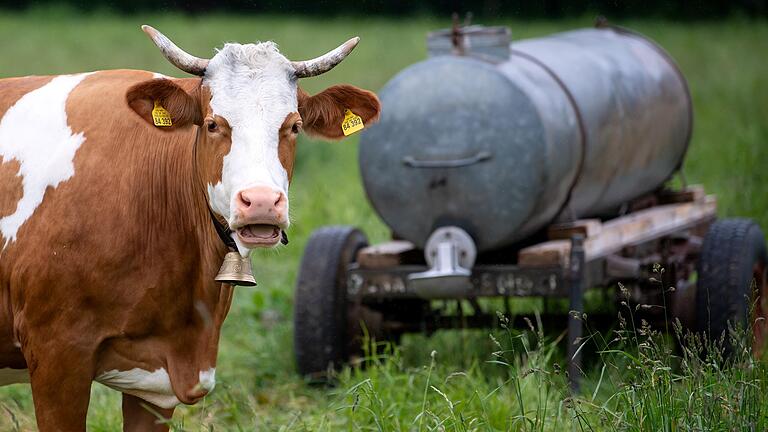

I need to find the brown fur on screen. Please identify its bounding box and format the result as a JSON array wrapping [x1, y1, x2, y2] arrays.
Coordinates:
[[0, 76, 55, 113], [0, 70, 231, 431], [278, 112, 301, 181], [0, 157, 22, 219], [0, 75, 58, 373], [126, 77, 203, 129], [298, 85, 381, 140], [0, 68, 379, 431]]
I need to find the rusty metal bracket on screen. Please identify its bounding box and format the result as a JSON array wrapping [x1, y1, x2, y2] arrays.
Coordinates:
[[347, 264, 565, 300]]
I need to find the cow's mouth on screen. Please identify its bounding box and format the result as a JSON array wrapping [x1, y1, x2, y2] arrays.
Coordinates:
[[236, 224, 281, 247]]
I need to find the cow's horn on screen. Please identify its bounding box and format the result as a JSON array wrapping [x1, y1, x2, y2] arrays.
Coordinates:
[[142, 25, 209, 76], [291, 37, 360, 78]]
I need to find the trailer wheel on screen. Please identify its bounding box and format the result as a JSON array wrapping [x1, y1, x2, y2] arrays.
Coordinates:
[[293, 226, 368, 378], [696, 218, 767, 354]]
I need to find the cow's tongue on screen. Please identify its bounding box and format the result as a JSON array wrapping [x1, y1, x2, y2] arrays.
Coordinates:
[[241, 224, 277, 239]]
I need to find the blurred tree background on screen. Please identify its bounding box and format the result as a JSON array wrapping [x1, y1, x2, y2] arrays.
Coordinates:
[[0, 0, 765, 18]]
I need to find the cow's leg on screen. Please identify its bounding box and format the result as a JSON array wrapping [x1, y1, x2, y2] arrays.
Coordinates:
[[27, 351, 93, 432], [122, 393, 175, 432]]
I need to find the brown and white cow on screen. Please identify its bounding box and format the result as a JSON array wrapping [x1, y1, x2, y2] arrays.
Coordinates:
[[0, 26, 380, 431]]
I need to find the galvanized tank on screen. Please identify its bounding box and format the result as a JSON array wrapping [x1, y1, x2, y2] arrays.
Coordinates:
[[358, 25, 692, 253]]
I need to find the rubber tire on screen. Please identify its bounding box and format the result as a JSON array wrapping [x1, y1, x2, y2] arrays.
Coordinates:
[[696, 218, 767, 352], [293, 226, 368, 378]]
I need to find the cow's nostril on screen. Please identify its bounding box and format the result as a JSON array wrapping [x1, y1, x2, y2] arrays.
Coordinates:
[[274, 193, 288, 211], [239, 191, 251, 207]]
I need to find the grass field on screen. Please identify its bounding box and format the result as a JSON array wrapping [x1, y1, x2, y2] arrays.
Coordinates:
[[0, 9, 767, 431]]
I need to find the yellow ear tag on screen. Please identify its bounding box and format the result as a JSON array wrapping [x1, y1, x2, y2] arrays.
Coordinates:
[[341, 109, 364, 136], [152, 100, 173, 127]]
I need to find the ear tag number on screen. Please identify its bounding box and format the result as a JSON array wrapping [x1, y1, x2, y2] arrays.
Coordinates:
[[152, 100, 173, 127], [341, 109, 364, 136]]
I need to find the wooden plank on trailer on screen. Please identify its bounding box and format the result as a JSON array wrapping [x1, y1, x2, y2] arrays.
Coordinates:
[[518, 195, 717, 268], [548, 219, 603, 240], [515, 240, 570, 268], [658, 184, 706, 204], [357, 240, 417, 269]]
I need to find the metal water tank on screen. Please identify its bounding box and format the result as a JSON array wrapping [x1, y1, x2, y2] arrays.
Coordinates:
[[358, 24, 692, 252]]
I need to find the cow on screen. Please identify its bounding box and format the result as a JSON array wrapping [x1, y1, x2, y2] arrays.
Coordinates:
[[0, 25, 380, 431]]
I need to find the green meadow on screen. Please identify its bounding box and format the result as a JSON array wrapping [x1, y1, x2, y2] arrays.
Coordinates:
[[0, 10, 766, 430]]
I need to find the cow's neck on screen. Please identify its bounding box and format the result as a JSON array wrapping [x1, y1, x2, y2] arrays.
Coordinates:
[[128, 126, 229, 288], [100, 123, 233, 369]]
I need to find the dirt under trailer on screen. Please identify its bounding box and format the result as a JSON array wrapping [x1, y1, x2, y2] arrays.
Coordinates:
[[291, 22, 768, 387]]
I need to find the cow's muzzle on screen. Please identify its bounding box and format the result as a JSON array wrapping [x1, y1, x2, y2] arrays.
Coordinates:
[[232, 186, 288, 248]]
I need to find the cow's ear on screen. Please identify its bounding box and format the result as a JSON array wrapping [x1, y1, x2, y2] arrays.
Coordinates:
[[126, 78, 203, 130], [297, 85, 381, 140]]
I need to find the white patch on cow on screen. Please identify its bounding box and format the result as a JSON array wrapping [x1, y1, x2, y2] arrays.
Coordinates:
[[0, 73, 92, 246], [153, 72, 169, 79], [203, 42, 295, 239], [198, 367, 216, 392], [0, 368, 30, 385], [95, 367, 180, 409]]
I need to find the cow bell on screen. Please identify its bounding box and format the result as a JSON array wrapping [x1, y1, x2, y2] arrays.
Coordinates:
[[215, 252, 257, 287]]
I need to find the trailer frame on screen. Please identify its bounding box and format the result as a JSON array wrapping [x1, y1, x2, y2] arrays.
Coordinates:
[[341, 187, 717, 389]]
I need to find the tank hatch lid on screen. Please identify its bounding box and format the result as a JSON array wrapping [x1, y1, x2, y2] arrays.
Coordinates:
[[427, 25, 511, 61]]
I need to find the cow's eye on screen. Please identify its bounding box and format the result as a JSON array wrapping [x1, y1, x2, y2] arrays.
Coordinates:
[[207, 120, 218, 133], [291, 120, 302, 134]]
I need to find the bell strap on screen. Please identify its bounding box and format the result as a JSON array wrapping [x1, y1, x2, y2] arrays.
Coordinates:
[[209, 208, 238, 250]]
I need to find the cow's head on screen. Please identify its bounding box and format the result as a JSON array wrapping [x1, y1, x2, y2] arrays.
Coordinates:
[[127, 26, 380, 255]]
